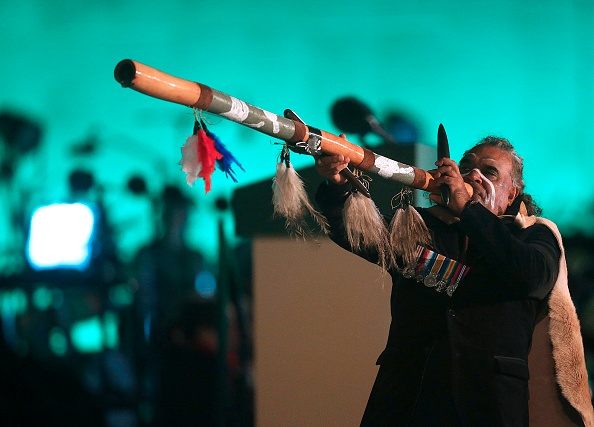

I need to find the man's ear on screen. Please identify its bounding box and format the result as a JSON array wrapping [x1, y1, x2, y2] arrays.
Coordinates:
[[508, 186, 520, 207]]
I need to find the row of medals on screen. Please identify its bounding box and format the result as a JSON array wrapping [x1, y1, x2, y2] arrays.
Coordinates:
[[401, 267, 458, 297]]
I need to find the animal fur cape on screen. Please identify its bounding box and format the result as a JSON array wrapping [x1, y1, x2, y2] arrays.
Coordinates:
[[516, 214, 594, 427]]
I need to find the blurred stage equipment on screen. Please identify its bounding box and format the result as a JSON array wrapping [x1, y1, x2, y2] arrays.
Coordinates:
[[26, 202, 96, 271], [0, 112, 42, 153], [25, 169, 119, 274], [1, 166, 137, 424], [127, 175, 148, 196], [330, 96, 396, 145], [0, 111, 42, 180], [24, 171, 100, 271], [385, 112, 420, 145]]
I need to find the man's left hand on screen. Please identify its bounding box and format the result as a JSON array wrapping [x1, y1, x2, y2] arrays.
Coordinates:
[[430, 158, 472, 215]]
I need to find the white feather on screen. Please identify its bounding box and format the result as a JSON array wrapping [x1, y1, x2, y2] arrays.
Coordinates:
[[389, 205, 432, 270], [179, 134, 202, 186], [272, 162, 328, 237], [343, 192, 394, 271]]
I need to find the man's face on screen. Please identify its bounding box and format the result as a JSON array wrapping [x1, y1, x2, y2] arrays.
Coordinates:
[[458, 145, 519, 216]]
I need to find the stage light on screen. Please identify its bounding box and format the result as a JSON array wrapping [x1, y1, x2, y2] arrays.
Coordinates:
[[49, 327, 68, 356], [70, 312, 120, 353], [32, 286, 52, 310], [26, 202, 96, 271], [103, 311, 119, 349], [108, 283, 135, 307], [70, 315, 103, 353], [195, 270, 216, 298], [0, 288, 28, 317]]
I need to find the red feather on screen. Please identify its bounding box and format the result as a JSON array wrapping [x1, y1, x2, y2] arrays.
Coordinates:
[[196, 128, 223, 193]]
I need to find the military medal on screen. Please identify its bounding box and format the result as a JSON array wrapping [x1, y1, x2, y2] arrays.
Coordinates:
[[424, 273, 438, 287], [403, 245, 470, 297], [446, 283, 458, 297], [402, 268, 416, 279], [436, 281, 448, 292]]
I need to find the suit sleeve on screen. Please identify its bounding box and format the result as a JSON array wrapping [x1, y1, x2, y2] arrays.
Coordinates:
[[458, 202, 560, 299]]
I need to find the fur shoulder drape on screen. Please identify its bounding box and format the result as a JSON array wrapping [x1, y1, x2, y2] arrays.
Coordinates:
[[517, 214, 594, 427]]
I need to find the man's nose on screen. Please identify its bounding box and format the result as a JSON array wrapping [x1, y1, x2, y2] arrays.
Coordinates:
[[465, 168, 483, 183]]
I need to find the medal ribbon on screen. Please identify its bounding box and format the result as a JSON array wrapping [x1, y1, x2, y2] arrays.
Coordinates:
[[410, 246, 470, 295]]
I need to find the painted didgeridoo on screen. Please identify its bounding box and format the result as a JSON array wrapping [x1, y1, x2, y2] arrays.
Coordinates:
[[114, 59, 461, 195]]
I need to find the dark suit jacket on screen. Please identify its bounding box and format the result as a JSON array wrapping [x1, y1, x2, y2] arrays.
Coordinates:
[[315, 182, 561, 427]]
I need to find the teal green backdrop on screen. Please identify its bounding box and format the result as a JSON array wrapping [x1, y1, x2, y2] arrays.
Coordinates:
[[2, 0, 594, 269]]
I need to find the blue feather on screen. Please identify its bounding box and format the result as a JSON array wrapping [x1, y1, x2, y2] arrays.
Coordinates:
[[206, 130, 245, 183]]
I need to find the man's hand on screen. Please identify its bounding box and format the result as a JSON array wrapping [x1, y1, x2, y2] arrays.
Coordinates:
[[430, 157, 472, 214], [313, 134, 351, 185], [315, 154, 351, 185]]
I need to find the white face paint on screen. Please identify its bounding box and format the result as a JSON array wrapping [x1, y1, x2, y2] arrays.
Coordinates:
[[459, 147, 519, 216], [461, 168, 496, 211]]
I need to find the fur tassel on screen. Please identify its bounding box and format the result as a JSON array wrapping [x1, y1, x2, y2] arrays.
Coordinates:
[[272, 161, 329, 237], [388, 189, 432, 270], [389, 205, 432, 270], [343, 191, 394, 271]]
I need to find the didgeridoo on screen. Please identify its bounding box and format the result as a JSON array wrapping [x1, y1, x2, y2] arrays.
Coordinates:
[[114, 59, 464, 195]]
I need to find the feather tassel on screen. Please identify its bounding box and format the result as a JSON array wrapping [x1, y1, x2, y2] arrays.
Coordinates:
[[179, 133, 202, 186], [179, 119, 223, 194], [202, 121, 245, 183], [343, 191, 394, 271], [196, 128, 223, 194], [272, 148, 328, 237], [388, 189, 432, 271]]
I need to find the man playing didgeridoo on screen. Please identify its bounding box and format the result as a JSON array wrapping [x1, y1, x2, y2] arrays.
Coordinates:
[[314, 135, 594, 426]]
